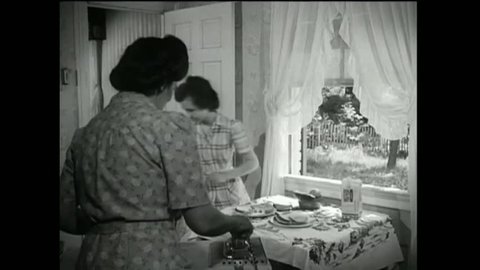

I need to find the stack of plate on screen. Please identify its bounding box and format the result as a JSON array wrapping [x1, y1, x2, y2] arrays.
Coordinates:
[[273, 203, 292, 211], [269, 211, 313, 228]]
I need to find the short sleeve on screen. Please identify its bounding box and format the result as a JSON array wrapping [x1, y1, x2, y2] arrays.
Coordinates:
[[155, 112, 211, 210], [60, 142, 76, 209], [60, 129, 83, 223], [231, 121, 252, 154]]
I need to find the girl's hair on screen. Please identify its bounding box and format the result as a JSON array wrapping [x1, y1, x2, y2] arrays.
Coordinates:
[[109, 35, 188, 96], [174, 76, 219, 111]]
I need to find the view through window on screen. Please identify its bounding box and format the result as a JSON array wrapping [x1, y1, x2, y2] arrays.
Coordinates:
[[300, 84, 409, 191], [299, 14, 409, 191]]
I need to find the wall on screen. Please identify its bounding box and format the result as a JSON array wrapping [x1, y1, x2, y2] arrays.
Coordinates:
[[60, 2, 79, 172], [60, 2, 83, 269], [240, 2, 269, 198], [101, 9, 163, 107]]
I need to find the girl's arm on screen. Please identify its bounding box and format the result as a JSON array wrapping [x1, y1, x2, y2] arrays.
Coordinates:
[[207, 149, 259, 182]]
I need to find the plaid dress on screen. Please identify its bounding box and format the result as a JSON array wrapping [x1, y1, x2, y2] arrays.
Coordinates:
[[195, 114, 252, 208]]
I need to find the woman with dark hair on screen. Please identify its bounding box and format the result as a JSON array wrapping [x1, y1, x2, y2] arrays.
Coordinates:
[[175, 76, 260, 209], [60, 36, 253, 269]]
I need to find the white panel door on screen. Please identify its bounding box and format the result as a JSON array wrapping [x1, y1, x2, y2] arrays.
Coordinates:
[[163, 2, 235, 119]]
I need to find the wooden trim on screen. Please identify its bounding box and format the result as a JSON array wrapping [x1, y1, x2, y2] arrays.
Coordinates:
[[73, 2, 92, 128], [301, 129, 307, 174], [234, 1, 243, 122], [227, 2, 236, 121], [87, 2, 167, 13], [284, 174, 411, 211]]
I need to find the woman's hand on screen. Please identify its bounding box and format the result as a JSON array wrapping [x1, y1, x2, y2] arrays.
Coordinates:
[[228, 215, 254, 240]]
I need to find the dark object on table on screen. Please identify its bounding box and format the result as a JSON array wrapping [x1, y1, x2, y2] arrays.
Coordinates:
[[210, 237, 271, 269], [341, 213, 360, 221], [224, 237, 251, 260], [294, 190, 322, 210]]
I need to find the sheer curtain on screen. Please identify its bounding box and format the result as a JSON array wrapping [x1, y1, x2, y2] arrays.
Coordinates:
[[340, 2, 417, 269], [262, 1, 417, 267], [340, 2, 416, 141], [260, 2, 339, 196]]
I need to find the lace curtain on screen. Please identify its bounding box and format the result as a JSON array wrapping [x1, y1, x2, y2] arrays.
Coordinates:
[[340, 2, 416, 141], [340, 3, 416, 268], [260, 2, 340, 196]]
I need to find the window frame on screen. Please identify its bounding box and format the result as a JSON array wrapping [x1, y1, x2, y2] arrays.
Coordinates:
[[289, 90, 410, 210], [283, 174, 410, 210], [289, 118, 411, 210]]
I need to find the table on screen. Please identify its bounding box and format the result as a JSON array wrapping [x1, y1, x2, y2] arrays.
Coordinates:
[[181, 195, 404, 270]]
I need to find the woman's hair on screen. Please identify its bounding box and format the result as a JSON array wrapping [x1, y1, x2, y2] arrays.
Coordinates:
[[174, 76, 219, 111], [109, 35, 188, 96]]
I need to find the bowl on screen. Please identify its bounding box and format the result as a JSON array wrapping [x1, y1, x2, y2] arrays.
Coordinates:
[[298, 199, 321, 210], [294, 190, 322, 210]]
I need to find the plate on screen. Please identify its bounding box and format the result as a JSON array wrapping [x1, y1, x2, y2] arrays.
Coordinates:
[[273, 203, 293, 211], [235, 204, 276, 218], [269, 217, 314, 228]]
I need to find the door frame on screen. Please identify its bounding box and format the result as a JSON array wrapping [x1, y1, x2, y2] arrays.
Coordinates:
[[73, 2, 92, 127]]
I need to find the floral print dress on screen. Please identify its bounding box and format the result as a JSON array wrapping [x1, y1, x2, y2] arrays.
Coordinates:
[[60, 92, 211, 269]]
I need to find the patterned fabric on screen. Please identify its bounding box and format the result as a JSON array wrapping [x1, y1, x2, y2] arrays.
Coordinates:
[[195, 113, 251, 208], [305, 218, 394, 268], [182, 197, 403, 269], [60, 91, 211, 270], [224, 199, 399, 269]]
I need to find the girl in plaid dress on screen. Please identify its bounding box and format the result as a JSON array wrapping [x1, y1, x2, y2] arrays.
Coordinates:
[[175, 76, 260, 209]]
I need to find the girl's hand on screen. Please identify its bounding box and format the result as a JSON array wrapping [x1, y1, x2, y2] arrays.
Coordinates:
[[206, 172, 230, 185]]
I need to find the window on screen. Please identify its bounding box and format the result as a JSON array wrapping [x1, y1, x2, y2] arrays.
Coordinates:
[[299, 85, 410, 191], [295, 14, 409, 192]]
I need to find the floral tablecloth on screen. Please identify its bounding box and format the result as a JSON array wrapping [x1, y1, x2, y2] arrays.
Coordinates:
[[182, 195, 404, 270]]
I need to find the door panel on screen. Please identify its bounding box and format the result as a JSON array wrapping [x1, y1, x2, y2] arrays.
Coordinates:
[[164, 2, 235, 119]]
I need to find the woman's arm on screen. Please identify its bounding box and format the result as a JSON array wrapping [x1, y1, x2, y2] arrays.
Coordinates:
[[208, 150, 259, 182], [60, 143, 80, 234], [161, 114, 253, 238], [207, 119, 259, 183], [181, 204, 253, 238]]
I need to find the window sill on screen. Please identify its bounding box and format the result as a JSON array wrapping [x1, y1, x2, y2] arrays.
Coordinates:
[[283, 174, 411, 211]]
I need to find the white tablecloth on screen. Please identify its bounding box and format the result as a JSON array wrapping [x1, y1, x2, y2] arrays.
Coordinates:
[[181, 195, 404, 270]]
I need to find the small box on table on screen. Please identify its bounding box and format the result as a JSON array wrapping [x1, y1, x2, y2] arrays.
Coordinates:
[[340, 178, 362, 220]]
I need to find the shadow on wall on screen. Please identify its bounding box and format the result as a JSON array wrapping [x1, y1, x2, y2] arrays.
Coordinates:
[[244, 132, 266, 199]]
